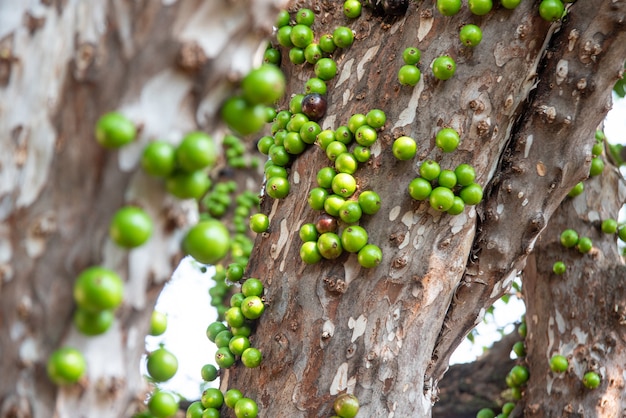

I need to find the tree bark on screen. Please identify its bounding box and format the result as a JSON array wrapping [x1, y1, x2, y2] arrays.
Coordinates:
[[225, 0, 626, 416], [0, 1, 282, 416], [521, 163, 626, 417]]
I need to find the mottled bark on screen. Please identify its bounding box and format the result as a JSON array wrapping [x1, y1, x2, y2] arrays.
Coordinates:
[[225, 0, 626, 416], [0, 1, 283, 417], [522, 165, 626, 417]]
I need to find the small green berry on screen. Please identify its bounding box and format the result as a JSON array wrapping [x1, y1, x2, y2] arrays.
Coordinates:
[[552, 261, 566, 275]]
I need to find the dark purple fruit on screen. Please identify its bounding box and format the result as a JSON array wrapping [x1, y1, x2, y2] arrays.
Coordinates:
[[315, 213, 338, 234], [366, 0, 409, 15], [301, 93, 327, 121]]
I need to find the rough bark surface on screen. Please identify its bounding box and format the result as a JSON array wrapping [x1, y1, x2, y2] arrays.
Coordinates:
[[224, 0, 626, 417], [522, 166, 626, 417], [0, 1, 283, 417]]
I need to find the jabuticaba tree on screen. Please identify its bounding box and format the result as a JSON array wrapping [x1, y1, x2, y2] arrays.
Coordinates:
[[224, 0, 626, 417], [2, 1, 626, 418], [0, 1, 284, 416]]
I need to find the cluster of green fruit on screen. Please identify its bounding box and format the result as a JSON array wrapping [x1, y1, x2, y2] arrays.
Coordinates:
[[397, 46, 459, 86], [185, 388, 259, 418], [274, 8, 354, 66], [297, 110, 387, 268], [408, 159, 483, 214]]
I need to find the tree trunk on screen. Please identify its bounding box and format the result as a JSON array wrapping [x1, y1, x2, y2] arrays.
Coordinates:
[[0, 1, 281, 416], [225, 0, 626, 416]]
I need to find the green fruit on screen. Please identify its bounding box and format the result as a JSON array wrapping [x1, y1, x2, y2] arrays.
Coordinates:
[[589, 157, 604, 176], [366, 109, 387, 129], [317, 232, 343, 259], [552, 261, 566, 275], [438, 170, 457, 189], [577, 236, 593, 253], [202, 408, 221, 418], [476, 408, 495, 418], [242, 278, 264, 297], [324, 195, 346, 217], [455, 164, 476, 186], [206, 321, 228, 342], [300, 121, 322, 144], [308, 188, 329, 211], [429, 187, 455, 212], [539, 0, 565, 22], [339, 201, 363, 224], [559, 228, 579, 248], [319, 34, 337, 53], [435, 128, 460, 153], [200, 364, 218, 381], [518, 322, 527, 338], [333, 26, 355, 48], [74, 266, 124, 312], [468, 0, 492, 15], [601, 218, 618, 234], [215, 346, 236, 369], [141, 141, 176, 177], [315, 58, 338, 81], [263, 47, 281, 65], [109, 206, 153, 248], [353, 146, 371, 163], [344, 0, 362, 18], [295, 8, 315, 25], [398, 65, 421, 86], [341, 226, 369, 253], [447, 196, 465, 215], [148, 391, 179, 418], [459, 24, 483, 47], [582, 371, 601, 389], [184, 220, 231, 265], [225, 389, 244, 408], [147, 347, 178, 382], [290, 24, 314, 48], [568, 181, 584, 197], [333, 393, 359, 418], [432, 55, 457, 80], [186, 401, 204, 418], [459, 183, 483, 205], [402, 47, 421, 65], [47, 347, 86, 385], [225, 306, 245, 328], [95, 112, 136, 148], [408, 177, 432, 201], [509, 365, 529, 386], [221, 96, 266, 136], [420, 160, 441, 181], [166, 170, 211, 199], [332, 173, 357, 198], [436, 0, 462, 16], [276, 26, 293, 48], [348, 114, 367, 134], [214, 329, 234, 348], [73, 308, 114, 336], [150, 310, 168, 336], [501, 0, 521, 8], [241, 347, 263, 368], [355, 125, 378, 146], [335, 152, 358, 174], [502, 402, 515, 415], [358, 190, 381, 215], [300, 241, 322, 264], [393, 136, 418, 160], [234, 398, 259, 418], [357, 244, 382, 268], [249, 213, 270, 233], [240, 295, 265, 320], [201, 389, 224, 410], [266, 176, 290, 199], [549, 354, 568, 373], [512, 341, 526, 358], [176, 131, 217, 172], [242, 64, 285, 105], [619, 226, 626, 242], [317, 167, 337, 189]]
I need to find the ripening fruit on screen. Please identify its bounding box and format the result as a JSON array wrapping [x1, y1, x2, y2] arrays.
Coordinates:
[[582, 371, 601, 389], [333, 393, 359, 418], [146, 347, 179, 382]]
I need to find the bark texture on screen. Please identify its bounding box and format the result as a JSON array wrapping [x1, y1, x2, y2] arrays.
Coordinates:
[[0, 1, 283, 416], [224, 0, 626, 416], [521, 165, 626, 417]]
